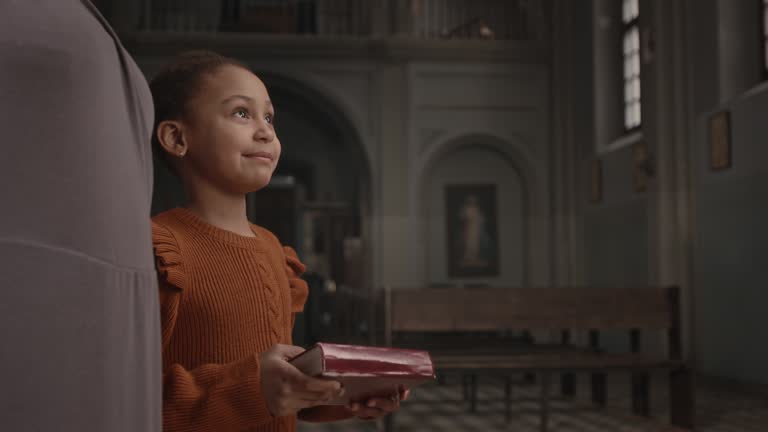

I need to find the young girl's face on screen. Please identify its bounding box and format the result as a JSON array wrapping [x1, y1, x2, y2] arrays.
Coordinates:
[[182, 65, 280, 194]]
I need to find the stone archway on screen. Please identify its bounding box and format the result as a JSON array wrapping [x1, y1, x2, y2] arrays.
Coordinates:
[[415, 132, 537, 288]]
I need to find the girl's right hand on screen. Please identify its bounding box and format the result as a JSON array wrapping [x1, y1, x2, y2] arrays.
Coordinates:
[[260, 344, 344, 417]]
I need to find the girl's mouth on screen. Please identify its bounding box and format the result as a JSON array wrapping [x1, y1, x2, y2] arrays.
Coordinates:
[[242, 151, 274, 163]]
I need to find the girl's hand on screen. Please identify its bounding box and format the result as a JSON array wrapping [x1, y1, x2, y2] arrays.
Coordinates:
[[347, 386, 410, 420], [260, 344, 344, 417]]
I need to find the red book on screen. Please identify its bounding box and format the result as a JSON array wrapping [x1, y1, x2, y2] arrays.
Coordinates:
[[289, 343, 435, 405]]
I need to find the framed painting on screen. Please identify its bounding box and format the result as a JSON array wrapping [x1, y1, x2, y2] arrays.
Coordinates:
[[445, 184, 499, 278]]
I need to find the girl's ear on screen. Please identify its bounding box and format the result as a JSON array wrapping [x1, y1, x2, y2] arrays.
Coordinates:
[[156, 120, 188, 157]]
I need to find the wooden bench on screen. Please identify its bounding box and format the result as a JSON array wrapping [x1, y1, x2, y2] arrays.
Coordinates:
[[383, 286, 694, 432]]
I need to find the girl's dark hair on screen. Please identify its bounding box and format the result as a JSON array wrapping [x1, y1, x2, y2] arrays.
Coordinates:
[[149, 50, 248, 173]]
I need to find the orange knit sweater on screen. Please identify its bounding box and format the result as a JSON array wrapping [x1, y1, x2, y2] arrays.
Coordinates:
[[152, 208, 318, 432]]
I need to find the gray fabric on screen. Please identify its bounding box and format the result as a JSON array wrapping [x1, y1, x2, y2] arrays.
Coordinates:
[[0, 1, 161, 431]]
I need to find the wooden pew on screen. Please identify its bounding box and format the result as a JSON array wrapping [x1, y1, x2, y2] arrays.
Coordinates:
[[383, 286, 694, 432]]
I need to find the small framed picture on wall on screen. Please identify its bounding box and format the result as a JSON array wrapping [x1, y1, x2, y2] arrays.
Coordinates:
[[632, 141, 650, 193], [709, 110, 732, 171], [445, 184, 499, 278]]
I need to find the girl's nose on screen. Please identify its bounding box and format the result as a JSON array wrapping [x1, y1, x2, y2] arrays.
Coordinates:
[[254, 121, 275, 143]]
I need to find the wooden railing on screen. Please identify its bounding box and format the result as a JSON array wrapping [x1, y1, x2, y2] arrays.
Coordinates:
[[401, 0, 532, 40], [137, 0, 536, 40]]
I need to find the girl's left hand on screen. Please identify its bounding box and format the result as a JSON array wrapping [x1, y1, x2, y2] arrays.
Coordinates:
[[347, 387, 411, 420]]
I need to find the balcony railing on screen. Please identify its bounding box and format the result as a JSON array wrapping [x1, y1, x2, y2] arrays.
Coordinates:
[[137, 0, 536, 41]]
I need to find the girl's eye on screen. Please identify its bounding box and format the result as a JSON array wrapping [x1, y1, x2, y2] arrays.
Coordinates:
[[233, 108, 250, 119], [265, 113, 274, 124]]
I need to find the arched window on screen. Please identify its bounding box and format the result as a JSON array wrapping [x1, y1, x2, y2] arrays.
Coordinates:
[[622, 0, 641, 131], [762, 0, 768, 77]]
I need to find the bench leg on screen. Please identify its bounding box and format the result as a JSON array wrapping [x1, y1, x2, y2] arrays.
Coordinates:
[[383, 413, 394, 432], [462, 374, 469, 401], [540, 372, 550, 432], [470, 374, 478, 413], [670, 367, 694, 428], [632, 371, 650, 416], [591, 372, 606, 407], [505, 375, 513, 423], [561, 372, 576, 398]]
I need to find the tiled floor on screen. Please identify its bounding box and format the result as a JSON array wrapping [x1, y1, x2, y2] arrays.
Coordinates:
[[298, 372, 768, 431]]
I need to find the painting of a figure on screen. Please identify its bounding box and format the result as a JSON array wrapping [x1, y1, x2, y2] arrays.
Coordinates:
[[445, 184, 499, 277]]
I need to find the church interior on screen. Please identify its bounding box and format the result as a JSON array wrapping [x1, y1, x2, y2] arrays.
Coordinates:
[[36, 0, 768, 430]]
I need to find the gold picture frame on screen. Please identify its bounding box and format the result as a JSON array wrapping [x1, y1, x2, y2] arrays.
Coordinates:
[[632, 141, 649, 192], [709, 110, 732, 171]]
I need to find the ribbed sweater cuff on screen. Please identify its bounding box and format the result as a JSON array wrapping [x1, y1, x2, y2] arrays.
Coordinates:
[[231, 354, 274, 427]]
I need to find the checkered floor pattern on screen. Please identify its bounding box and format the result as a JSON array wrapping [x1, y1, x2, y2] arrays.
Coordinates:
[[298, 372, 768, 431]]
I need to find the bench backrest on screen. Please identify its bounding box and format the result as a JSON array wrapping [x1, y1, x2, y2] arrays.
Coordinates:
[[384, 286, 681, 354]]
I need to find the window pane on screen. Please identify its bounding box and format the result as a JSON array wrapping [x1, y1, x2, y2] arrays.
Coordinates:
[[623, 0, 630, 23], [764, 41, 768, 71], [633, 52, 640, 76], [632, 77, 640, 101], [624, 32, 631, 54], [625, 106, 632, 129], [631, 27, 639, 51], [621, 8, 642, 131], [764, 8, 768, 36], [634, 78, 641, 100], [622, 0, 639, 23], [624, 57, 631, 79], [633, 104, 639, 128]]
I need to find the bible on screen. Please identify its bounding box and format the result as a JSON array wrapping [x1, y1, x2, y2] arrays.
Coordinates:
[[289, 343, 435, 404]]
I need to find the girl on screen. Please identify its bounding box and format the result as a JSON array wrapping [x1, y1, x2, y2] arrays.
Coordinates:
[[150, 51, 404, 432]]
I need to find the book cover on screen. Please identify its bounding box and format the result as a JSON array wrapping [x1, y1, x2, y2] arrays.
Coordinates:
[[289, 343, 435, 405]]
